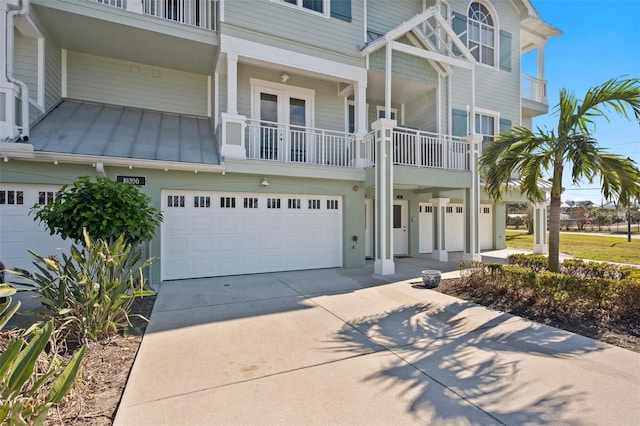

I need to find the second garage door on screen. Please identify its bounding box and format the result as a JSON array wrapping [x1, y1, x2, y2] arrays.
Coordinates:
[[161, 191, 343, 280]]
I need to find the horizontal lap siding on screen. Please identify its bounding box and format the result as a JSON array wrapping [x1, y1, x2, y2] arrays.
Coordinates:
[[14, 31, 39, 124], [369, 48, 439, 85], [224, 0, 364, 60], [405, 93, 436, 132], [449, 0, 521, 127], [67, 51, 208, 116], [367, 0, 422, 34], [45, 37, 62, 111]]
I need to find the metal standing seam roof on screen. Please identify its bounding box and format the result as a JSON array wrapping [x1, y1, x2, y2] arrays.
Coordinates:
[[28, 100, 220, 165]]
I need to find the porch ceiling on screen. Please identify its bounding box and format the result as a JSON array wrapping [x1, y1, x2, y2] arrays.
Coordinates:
[[367, 71, 435, 104], [31, 3, 218, 75]]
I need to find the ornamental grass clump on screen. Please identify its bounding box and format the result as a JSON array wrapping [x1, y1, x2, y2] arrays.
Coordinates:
[[12, 230, 155, 344]]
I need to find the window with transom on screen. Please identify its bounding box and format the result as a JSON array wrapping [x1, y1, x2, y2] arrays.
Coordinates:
[[468, 2, 495, 66]]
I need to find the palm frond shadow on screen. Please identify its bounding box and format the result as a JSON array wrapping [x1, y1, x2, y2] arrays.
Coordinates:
[[329, 302, 599, 424]]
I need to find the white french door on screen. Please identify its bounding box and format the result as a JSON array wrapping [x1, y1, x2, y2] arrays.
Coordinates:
[[253, 81, 314, 163]]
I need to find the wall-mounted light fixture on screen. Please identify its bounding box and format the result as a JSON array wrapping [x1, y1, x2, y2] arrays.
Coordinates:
[[261, 177, 269, 187]]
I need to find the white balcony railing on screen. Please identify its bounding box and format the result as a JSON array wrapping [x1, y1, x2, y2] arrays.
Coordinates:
[[90, 0, 217, 30], [364, 128, 470, 171], [522, 73, 547, 104], [246, 120, 357, 168]]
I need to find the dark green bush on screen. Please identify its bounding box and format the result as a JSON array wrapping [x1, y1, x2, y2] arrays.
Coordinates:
[[31, 176, 163, 246], [467, 257, 640, 321], [507, 253, 548, 272]]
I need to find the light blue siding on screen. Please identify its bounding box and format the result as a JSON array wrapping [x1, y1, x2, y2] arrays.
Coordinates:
[[67, 51, 208, 116]]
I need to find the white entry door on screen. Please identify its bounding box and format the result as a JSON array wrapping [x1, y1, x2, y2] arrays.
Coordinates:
[[161, 190, 343, 280], [479, 205, 493, 250], [365, 199, 373, 258], [446, 204, 464, 252], [393, 200, 408, 255], [418, 203, 433, 253]]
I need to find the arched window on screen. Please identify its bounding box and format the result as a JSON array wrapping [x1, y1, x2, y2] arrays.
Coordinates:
[[468, 2, 495, 66]]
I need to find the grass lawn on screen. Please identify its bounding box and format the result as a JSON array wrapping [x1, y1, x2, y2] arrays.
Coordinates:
[[505, 230, 640, 265]]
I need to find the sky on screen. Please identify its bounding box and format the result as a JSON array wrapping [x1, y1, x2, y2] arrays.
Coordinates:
[[522, 0, 640, 204]]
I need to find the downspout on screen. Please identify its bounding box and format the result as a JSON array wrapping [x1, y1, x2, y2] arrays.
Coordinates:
[[7, 0, 30, 141]]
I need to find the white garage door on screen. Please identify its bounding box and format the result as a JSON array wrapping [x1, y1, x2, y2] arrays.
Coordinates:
[[445, 204, 464, 252], [0, 184, 69, 275], [479, 205, 493, 250], [161, 190, 343, 280], [418, 203, 433, 253]]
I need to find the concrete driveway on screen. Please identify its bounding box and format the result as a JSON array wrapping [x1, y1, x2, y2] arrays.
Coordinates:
[[114, 256, 640, 425]]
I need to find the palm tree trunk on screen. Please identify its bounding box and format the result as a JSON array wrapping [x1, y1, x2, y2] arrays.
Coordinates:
[[548, 163, 564, 272]]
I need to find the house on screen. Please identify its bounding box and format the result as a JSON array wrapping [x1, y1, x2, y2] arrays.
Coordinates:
[[0, 0, 559, 283]]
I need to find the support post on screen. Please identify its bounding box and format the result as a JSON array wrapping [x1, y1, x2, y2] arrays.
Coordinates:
[[463, 134, 482, 262], [533, 201, 548, 254], [430, 197, 449, 262], [372, 117, 397, 275], [354, 81, 367, 168], [226, 53, 238, 115]]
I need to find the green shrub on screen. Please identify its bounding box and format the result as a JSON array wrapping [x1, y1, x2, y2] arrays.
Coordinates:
[[507, 253, 548, 272], [13, 230, 155, 343], [0, 285, 85, 425], [31, 176, 162, 246], [561, 258, 634, 280]]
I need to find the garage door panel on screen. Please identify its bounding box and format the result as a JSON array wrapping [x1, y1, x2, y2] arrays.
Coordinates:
[[161, 191, 343, 280], [0, 184, 70, 273]]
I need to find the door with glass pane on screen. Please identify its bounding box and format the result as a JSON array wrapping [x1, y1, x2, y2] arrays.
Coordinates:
[[257, 90, 309, 162], [260, 93, 280, 160]]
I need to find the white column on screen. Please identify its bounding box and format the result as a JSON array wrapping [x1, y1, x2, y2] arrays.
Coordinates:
[[354, 81, 367, 168], [430, 197, 449, 262], [537, 45, 545, 80], [533, 202, 548, 254], [226, 52, 238, 115], [372, 117, 397, 275], [219, 53, 246, 159], [384, 41, 392, 119], [126, 0, 143, 14], [0, 2, 8, 83], [463, 134, 482, 262]]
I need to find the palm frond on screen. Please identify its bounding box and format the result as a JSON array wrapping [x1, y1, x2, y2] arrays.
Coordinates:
[[572, 77, 640, 134]]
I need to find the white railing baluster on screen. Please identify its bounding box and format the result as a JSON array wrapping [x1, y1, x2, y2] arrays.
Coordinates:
[[89, 0, 218, 30]]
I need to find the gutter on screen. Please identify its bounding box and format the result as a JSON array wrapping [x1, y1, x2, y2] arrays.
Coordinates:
[[6, 0, 30, 141], [0, 143, 226, 174]]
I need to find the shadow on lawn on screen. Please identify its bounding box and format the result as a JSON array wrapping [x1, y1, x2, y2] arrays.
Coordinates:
[[331, 302, 602, 425]]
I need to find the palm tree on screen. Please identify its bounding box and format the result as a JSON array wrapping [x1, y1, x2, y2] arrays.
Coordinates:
[[480, 77, 640, 272]]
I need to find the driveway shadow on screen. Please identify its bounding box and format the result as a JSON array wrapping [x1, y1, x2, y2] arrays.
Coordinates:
[[330, 302, 601, 425]]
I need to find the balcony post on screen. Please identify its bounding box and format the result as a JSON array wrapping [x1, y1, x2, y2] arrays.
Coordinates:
[[430, 197, 449, 262], [0, 82, 19, 140], [126, 0, 142, 14], [463, 134, 482, 262], [372, 117, 396, 275], [219, 112, 246, 160], [226, 52, 238, 115], [354, 81, 367, 168], [533, 202, 548, 254]]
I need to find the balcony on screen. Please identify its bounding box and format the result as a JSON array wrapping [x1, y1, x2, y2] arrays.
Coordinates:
[[89, 0, 218, 30], [218, 116, 471, 172], [364, 128, 471, 172], [245, 120, 357, 168], [522, 73, 547, 104]]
